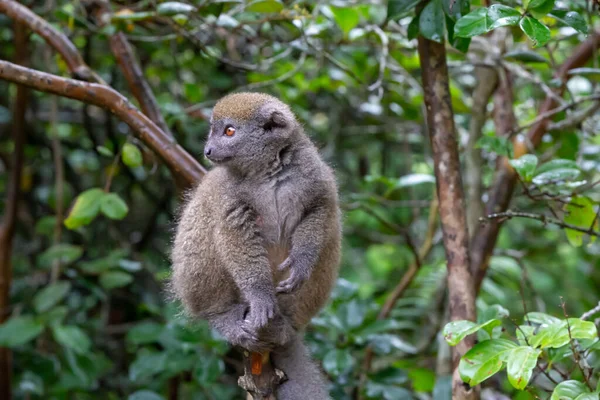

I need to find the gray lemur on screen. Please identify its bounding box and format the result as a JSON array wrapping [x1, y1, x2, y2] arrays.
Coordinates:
[[170, 93, 341, 399]]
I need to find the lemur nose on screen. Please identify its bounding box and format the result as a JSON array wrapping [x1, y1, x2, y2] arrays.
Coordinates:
[[204, 147, 212, 157]]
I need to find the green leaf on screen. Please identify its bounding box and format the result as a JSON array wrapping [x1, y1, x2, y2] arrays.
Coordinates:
[[551, 380, 590, 400], [519, 16, 551, 47], [111, 11, 155, 22], [479, 305, 510, 323], [535, 159, 579, 175], [509, 154, 538, 182], [122, 143, 143, 168], [443, 319, 502, 346], [419, 0, 445, 43], [99, 271, 133, 289], [506, 346, 541, 389], [322, 349, 355, 376], [38, 244, 83, 269], [454, 7, 487, 38], [387, 0, 421, 20], [96, 146, 114, 157], [194, 355, 225, 384], [539, 319, 597, 349], [33, 281, 72, 313], [458, 339, 517, 386], [365, 382, 413, 400], [127, 321, 164, 345], [331, 7, 360, 36], [156, 2, 196, 16], [532, 168, 580, 186], [475, 135, 513, 156], [568, 68, 600, 77], [129, 351, 168, 381], [516, 325, 536, 346], [0, 316, 44, 347], [487, 4, 522, 30], [503, 50, 549, 64], [525, 312, 561, 326], [128, 391, 165, 400], [52, 325, 92, 354], [100, 193, 129, 220], [368, 334, 418, 354], [396, 173, 436, 188], [442, 0, 470, 21], [64, 188, 105, 229], [246, 0, 284, 13], [564, 197, 596, 247], [549, 10, 588, 34], [18, 371, 44, 395], [527, 0, 555, 18]]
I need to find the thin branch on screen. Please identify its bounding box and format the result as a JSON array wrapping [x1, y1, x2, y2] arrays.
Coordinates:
[[470, 32, 600, 291], [0, 0, 103, 82], [480, 210, 600, 237], [581, 301, 600, 320], [0, 60, 205, 186], [548, 100, 600, 132], [87, 0, 174, 138]]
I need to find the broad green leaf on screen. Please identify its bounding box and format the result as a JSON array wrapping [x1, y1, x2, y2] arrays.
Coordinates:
[[540, 319, 597, 349], [504, 50, 549, 64], [99, 271, 133, 289], [516, 325, 536, 346], [487, 4, 522, 30], [80, 250, 128, 275], [459, 339, 517, 386], [246, 0, 284, 13], [365, 382, 413, 400], [525, 312, 561, 325], [111, 11, 155, 22], [0, 316, 44, 347], [564, 197, 596, 247], [368, 334, 418, 354], [18, 371, 43, 395], [549, 10, 588, 34], [156, 2, 195, 16], [528, 0, 555, 19], [122, 143, 143, 168], [419, 0, 445, 43], [568, 68, 600, 77], [387, 0, 421, 20], [551, 380, 590, 400], [64, 188, 105, 229], [52, 325, 92, 354], [509, 154, 538, 182], [535, 159, 579, 175], [574, 394, 597, 400], [506, 346, 541, 389], [96, 146, 113, 157], [128, 391, 165, 400], [443, 319, 502, 346], [331, 7, 360, 36], [38, 244, 83, 268], [322, 349, 355, 375], [194, 355, 225, 384], [33, 281, 72, 313], [395, 173, 435, 188], [532, 168, 580, 185], [127, 321, 164, 345], [519, 16, 551, 47], [129, 351, 168, 381], [479, 305, 510, 323], [442, 0, 469, 20], [475, 135, 513, 156], [100, 193, 129, 220], [454, 7, 487, 38]]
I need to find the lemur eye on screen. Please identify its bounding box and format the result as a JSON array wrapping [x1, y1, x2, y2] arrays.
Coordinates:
[[224, 126, 236, 136]]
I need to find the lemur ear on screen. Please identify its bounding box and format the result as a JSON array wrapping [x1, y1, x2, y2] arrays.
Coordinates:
[[263, 110, 287, 131]]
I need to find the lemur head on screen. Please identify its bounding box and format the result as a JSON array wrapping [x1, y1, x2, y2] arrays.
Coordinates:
[[204, 92, 299, 172]]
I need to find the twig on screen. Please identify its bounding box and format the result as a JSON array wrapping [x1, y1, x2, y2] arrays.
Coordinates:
[[367, 25, 388, 92], [560, 297, 594, 390], [581, 301, 600, 321], [0, 60, 205, 187], [480, 210, 600, 238], [0, 0, 104, 83]]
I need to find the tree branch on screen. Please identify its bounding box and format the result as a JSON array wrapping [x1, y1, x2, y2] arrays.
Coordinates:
[[470, 32, 600, 291], [0, 61, 205, 186], [481, 210, 600, 237], [418, 36, 478, 400], [0, 0, 102, 82], [0, 21, 29, 400], [87, 0, 174, 138]]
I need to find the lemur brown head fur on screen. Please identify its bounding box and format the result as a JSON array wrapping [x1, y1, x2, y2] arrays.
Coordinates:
[[204, 92, 299, 173]]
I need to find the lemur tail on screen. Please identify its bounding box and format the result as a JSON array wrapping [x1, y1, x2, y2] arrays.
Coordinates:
[[271, 333, 331, 400]]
